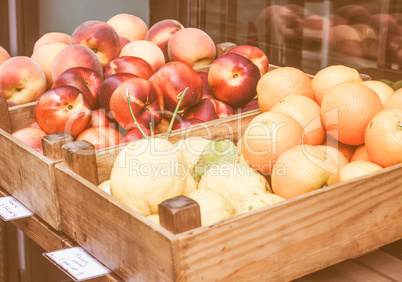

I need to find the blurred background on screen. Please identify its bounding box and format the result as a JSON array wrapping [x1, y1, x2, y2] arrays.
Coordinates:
[[1, 0, 402, 81]]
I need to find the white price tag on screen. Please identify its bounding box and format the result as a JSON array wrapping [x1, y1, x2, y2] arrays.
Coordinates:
[[0, 196, 34, 221], [43, 247, 111, 281]]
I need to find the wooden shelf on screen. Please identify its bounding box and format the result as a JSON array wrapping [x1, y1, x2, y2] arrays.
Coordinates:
[[1, 185, 401, 281]]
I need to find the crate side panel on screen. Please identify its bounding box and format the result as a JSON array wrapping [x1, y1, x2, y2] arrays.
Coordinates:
[[55, 164, 176, 281], [8, 102, 37, 132], [0, 130, 61, 229], [175, 164, 402, 281]]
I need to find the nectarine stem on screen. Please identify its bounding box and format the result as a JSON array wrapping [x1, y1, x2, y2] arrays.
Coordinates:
[[164, 87, 189, 139], [149, 122, 154, 137], [126, 88, 149, 139]]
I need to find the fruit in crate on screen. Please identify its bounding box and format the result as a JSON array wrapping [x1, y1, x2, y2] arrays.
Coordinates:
[[104, 56, 154, 79], [271, 145, 338, 199], [76, 126, 122, 150], [119, 40, 165, 72], [208, 53, 261, 107], [145, 19, 184, 62], [149, 61, 203, 115], [182, 98, 234, 122], [168, 27, 216, 67], [311, 65, 363, 106], [35, 85, 92, 138], [186, 189, 234, 226], [110, 138, 188, 216], [120, 127, 151, 144], [0, 56, 47, 104], [71, 20, 121, 69], [172, 118, 204, 130], [327, 161, 383, 186], [227, 45, 269, 76], [240, 111, 306, 175], [107, 13, 148, 41], [234, 193, 285, 215], [33, 32, 71, 52], [257, 67, 314, 112], [51, 44, 103, 82], [320, 81, 383, 146], [31, 42, 69, 89], [11, 127, 47, 154], [98, 73, 138, 120], [52, 67, 103, 110], [109, 78, 164, 130], [364, 108, 402, 167]]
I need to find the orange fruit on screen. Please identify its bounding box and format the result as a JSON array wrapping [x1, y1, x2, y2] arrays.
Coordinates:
[[271, 145, 338, 199], [364, 108, 402, 167], [257, 67, 314, 112], [384, 88, 402, 109], [312, 65, 363, 106], [321, 81, 384, 146], [327, 161, 383, 186], [270, 94, 326, 145], [241, 111, 306, 175], [350, 145, 372, 162], [321, 134, 357, 162], [316, 145, 349, 173], [361, 80, 395, 105]]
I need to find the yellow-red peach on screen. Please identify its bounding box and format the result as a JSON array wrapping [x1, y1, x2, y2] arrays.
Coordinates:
[[33, 32, 71, 53], [31, 42, 68, 89], [119, 40, 165, 72], [0, 56, 46, 104], [107, 13, 148, 41], [168, 27, 216, 68]]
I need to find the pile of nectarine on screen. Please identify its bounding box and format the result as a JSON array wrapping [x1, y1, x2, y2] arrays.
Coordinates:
[[1, 13, 269, 153]]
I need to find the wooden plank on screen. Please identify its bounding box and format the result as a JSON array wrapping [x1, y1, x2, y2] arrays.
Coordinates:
[[354, 250, 402, 281], [380, 239, 402, 260], [55, 163, 177, 281], [0, 129, 62, 230], [8, 102, 37, 132], [295, 259, 393, 282], [173, 163, 402, 281], [0, 98, 12, 133]]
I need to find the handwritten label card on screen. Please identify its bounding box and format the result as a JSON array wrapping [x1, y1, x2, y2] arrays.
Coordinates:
[[0, 196, 34, 221], [43, 247, 111, 281]]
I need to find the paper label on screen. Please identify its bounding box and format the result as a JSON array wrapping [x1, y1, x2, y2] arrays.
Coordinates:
[[43, 246, 111, 281], [0, 196, 34, 221]]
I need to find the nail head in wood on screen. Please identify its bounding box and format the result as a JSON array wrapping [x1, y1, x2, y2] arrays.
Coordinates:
[[42, 132, 74, 160], [62, 140, 99, 185], [158, 195, 201, 234]]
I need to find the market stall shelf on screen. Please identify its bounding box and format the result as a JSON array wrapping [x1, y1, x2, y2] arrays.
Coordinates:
[[54, 108, 402, 281]]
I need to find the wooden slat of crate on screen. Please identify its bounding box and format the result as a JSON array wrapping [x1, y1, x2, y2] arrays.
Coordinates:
[[0, 129, 62, 230], [54, 164, 177, 281], [8, 102, 37, 132], [172, 164, 402, 281]]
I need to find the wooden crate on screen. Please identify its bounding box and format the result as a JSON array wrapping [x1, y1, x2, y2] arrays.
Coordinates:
[[0, 99, 73, 231], [54, 108, 402, 281]]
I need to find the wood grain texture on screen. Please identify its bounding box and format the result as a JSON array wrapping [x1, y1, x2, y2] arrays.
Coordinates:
[[173, 163, 402, 281], [62, 140, 99, 185], [42, 133, 74, 160], [55, 163, 177, 281], [159, 196, 201, 234], [0, 129, 62, 230], [0, 98, 12, 133], [8, 102, 36, 132], [354, 250, 402, 281]]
